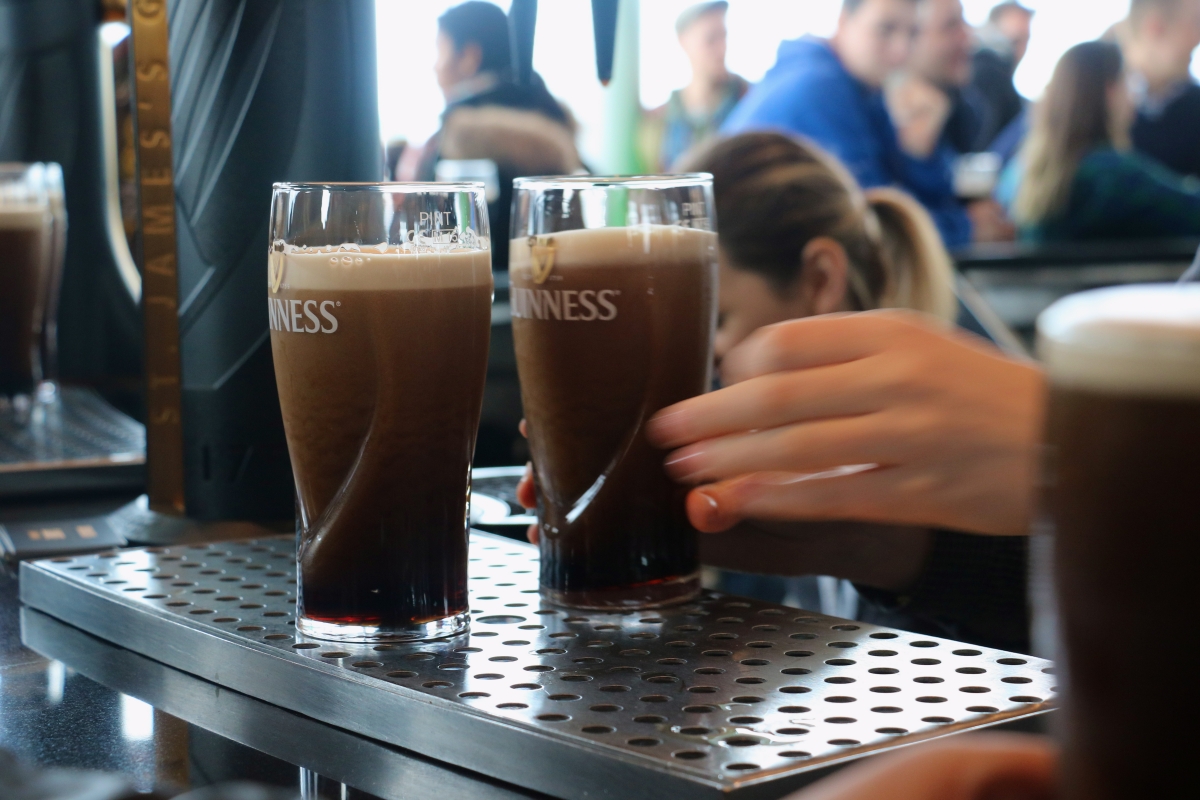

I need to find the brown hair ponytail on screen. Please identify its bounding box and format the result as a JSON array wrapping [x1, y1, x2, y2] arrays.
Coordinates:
[[679, 131, 957, 322], [865, 187, 957, 321]]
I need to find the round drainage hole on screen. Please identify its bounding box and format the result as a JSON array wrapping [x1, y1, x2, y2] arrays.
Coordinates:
[[694, 667, 725, 675], [679, 726, 712, 735], [459, 692, 490, 699], [627, 738, 661, 747], [263, 634, 290, 641], [829, 739, 860, 746], [188, 609, 214, 615], [683, 705, 715, 714], [777, 727, 809, 735], [877, 727, 908, 735], [560, 675, 592, 683], [726, 763, 760, 771], [1002, 677, 1032, 684], [634, 715, 666, 724], [922, 716, 953, 724], [736, 677, 766, 685], [912, 658, 941, 666], [786, 650, 815, 658], [237, 625, 265, 632], [961, 686, 991, 694], [778, 706, 810, 714], [780, 751, 811, 759], [422, 681, 452, 689], [732, 695, 764, 704], [740, 658, 769, 666], [537, 714, 569, 722], [967, 705, 999, 713], [548, 694, 581, 702], [916, 696, 947, 703], [600, 685, 632, 693], [723, 736, 763, 747], [496, 703, 527, 710], [997, 658, 1027, 665], [673, 751, 707, 760], [730, 716, 763, 724], [590, 704, 621, 712], [825, 677, 855, 684], [320, 651, 350, 659], [640, 694, 670, 703], [1011, 696, 1043, 703], [957, 667, 986, 674], [511, 683, 542, 690], [779, 686, 811, 695], [582, 725, 614, 734], [351, 661, 382, 668], [914, 677, 944, 684], [490, 656, 518, 662], [687, 686, 718, 694]]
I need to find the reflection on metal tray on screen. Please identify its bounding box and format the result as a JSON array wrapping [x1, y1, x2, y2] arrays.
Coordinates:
[[20, 607, 545, 800], [0, 387, 145, 496], [471, 466, 535, 530], [19, 534, 1055, 800]]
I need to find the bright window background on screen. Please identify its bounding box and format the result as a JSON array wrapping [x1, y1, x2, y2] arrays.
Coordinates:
[[377, 0, 1200, 167]]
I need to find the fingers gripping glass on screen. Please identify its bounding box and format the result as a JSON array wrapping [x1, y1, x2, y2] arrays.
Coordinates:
[[269, 183, 493, 642]]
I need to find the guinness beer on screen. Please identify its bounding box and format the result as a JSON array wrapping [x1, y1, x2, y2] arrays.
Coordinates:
[[1040, 285, 1200, 800], [0, 167, 51, 399], [511, 175, 718, 608], [270, 183, 492, 642]]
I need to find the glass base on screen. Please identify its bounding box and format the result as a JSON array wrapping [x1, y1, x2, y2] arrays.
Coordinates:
[[296, 611, 470, 643], [540, 572, 700, 610]]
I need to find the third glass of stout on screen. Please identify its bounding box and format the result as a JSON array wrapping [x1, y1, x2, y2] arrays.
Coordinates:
[[1039, 285, 1200, 800], [268, 183, 493, 641], [511, 175, 718, 608]]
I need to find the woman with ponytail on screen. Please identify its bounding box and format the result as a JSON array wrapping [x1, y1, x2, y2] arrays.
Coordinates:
[[651, 132, 1036, 651], [675, 132, 957, 368]]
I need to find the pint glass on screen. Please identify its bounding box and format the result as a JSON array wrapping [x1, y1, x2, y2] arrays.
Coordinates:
[[511, 175, 718, 608], [269, 183, 493, 642], [1040, 285, 1200, 800], [0, 164, 60, 403]]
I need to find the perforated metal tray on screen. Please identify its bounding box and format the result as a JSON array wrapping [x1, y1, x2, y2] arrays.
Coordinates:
[[19, 533, 1055, 800]]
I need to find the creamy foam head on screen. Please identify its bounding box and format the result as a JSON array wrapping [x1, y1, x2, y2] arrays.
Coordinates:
[[1038, 285, 1200, 397], [274, 245, 492, 291], [510, 225, 717, 271], [0, 205, 49, 231]]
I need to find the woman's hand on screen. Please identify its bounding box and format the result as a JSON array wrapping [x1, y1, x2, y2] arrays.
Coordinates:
[[783, 734, 1058, 800], [646, 311, 1046, 537]]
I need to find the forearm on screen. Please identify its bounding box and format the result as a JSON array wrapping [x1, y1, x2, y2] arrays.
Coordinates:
[[699, 520, 933, 592]]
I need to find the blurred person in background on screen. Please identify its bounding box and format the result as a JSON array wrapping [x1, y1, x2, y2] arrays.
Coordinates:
[[970, 2, 1033, 151], [404, 1, 582, 270], [1121, 0, 1200, 180], [721, 0, 975, 249], [888, 0, 1016, 241], [638, 2, 749, 172], [999, 40, 1200, 241]]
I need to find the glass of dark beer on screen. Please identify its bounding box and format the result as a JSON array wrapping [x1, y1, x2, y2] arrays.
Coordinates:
[[269, 183, 493, 642], [1040, 284, 1200, 800], [511, 175, 718, 608], [0, 164, 54, 405]]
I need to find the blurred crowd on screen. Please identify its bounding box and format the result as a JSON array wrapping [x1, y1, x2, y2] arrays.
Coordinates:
[[396, 0, 1200, 254]]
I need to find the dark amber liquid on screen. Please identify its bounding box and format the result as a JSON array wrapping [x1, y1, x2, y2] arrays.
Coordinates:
[[0, 226, 43, 395], [271, 284, 491, 627], [512, 260, 715, 606], [1047, 387, 1200, 800]]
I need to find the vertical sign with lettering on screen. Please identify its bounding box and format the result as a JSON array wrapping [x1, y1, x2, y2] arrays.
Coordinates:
[[128, 0, 185, 514]]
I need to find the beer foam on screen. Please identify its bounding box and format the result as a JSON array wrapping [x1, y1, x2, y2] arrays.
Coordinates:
[[1038, 284, 1200, 397], [509, 225, 717, 270], [275, 246, 492, 291], [0, 205, 48, 230]]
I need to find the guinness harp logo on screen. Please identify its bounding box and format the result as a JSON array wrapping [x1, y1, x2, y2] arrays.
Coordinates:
[[528, 236, 556, 285], [268, 252, 285, 294]]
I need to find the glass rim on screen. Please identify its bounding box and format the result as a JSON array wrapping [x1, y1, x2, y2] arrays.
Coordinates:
[[513, 173, 713, 191], [272, 181, 486, 193]]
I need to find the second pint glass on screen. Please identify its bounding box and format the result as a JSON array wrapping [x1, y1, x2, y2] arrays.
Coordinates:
[[269, 183, 493, 641], [511, 175, 718, 608]]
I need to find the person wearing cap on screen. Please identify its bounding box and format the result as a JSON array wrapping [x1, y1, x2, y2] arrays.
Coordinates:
[[637, 2, 749, 172]]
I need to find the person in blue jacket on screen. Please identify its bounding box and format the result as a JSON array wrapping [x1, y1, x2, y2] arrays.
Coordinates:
[[722, 0, 973, 248]]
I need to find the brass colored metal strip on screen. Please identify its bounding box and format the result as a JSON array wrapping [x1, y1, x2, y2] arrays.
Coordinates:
[[128, 0, 185, 515]]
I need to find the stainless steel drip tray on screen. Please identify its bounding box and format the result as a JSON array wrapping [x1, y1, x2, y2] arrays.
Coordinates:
[[19, 533, 1056, 800]]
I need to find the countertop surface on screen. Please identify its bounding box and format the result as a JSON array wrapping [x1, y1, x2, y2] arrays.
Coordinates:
[[0, 493, 546, 800]]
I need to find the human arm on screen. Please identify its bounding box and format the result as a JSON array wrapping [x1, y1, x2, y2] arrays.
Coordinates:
[[782, 734, 1057, 800], [646, 311, 1046, 537]]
